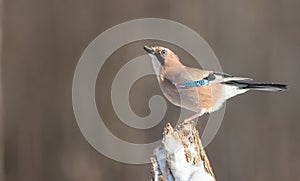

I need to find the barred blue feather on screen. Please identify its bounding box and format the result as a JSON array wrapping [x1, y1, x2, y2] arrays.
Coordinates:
[[179, 79, 209, 88]]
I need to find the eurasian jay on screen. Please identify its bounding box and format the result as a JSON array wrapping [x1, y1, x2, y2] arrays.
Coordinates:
[[144, 45, 287, 123]]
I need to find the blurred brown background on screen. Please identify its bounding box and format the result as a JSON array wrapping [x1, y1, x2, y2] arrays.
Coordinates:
[[1, 0, 300, 181]]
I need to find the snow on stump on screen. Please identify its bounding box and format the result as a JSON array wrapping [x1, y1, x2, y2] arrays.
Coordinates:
[[150, 122, 216, 181]]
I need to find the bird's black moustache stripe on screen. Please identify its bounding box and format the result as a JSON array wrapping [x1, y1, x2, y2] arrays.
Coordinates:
[[155, 55, 165, 65]]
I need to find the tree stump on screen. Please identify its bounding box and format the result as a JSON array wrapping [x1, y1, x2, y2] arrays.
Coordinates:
[[150, 121, 216, 181]]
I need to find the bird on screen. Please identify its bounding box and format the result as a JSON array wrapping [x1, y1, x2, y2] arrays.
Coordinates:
[[143, 45, 287, 123]]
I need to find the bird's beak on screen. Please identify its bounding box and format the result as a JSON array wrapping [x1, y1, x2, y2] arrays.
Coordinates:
[[143, 45, 154, 54]]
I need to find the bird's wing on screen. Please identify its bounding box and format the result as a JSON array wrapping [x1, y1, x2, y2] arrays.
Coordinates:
[[206, 72, 252, 83], [178, 68, 252, 88]]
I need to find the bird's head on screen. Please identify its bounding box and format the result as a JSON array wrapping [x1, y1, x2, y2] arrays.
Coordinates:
[[143, 45, 183, 68]]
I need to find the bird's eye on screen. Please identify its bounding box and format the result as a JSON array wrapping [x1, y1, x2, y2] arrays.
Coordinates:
[[161, 49, 167, 56]]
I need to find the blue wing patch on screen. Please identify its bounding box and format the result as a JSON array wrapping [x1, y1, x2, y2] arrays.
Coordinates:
[[179, 79, 209, 88]]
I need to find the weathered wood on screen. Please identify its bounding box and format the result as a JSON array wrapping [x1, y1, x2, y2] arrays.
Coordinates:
[[151, 122, 216, 181]]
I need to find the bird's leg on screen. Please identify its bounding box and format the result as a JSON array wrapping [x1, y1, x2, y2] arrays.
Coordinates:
[[183, 111, 205, 125]]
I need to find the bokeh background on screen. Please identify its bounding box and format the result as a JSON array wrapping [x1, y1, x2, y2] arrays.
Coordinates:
[[1, 0, 300, 180]]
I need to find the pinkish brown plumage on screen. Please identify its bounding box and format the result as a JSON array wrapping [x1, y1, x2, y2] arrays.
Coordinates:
[[144, 45, 287, 122]]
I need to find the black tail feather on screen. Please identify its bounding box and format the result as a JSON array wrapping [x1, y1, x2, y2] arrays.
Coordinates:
[[224, 81, 287, 92]]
